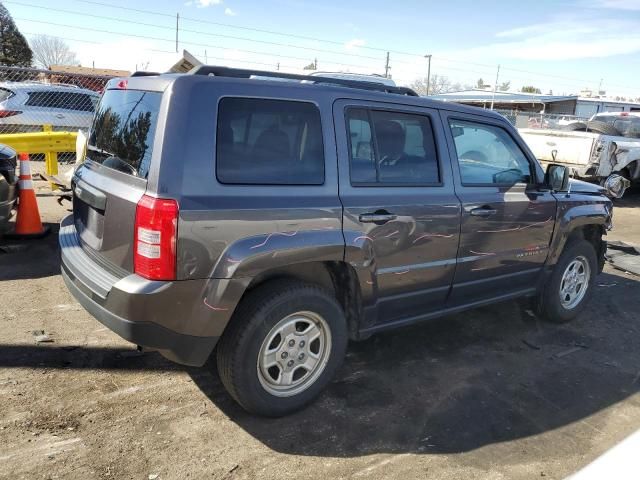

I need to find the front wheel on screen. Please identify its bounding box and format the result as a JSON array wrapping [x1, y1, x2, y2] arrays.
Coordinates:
[[216, 280, 348, 416], [539, 240, 597, 323]]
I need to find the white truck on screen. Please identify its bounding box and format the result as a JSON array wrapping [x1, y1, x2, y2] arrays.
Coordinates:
[[519, 113, 640, 197]]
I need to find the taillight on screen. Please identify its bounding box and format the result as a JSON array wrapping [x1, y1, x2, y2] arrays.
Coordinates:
[[0, 110, 22, 118], [134, 194, 179, 281]]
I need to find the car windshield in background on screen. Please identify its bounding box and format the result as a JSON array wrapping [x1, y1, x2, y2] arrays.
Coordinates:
[[87, 90, 162, 178], [595, 115, 640, 138]]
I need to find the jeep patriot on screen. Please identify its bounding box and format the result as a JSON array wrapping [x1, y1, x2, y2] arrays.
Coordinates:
[[60, 66, 613, 416]]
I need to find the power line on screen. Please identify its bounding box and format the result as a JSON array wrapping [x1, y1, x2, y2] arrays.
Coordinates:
[[15, 17, 391, 72], [19, 31, 302, 70], [6, 0, 395, 63], [69, 0, 429, 59], [9, 1, 638, 94]]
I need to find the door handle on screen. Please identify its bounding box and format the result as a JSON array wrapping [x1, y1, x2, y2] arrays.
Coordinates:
[[55, 114, 65, 119], [469, 207, 497, 217], [359, 213, 397, 224]]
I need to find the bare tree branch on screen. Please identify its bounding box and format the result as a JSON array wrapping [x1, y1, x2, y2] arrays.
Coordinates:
[[30, 35, 78, 69], [410, 74, 466, 96]]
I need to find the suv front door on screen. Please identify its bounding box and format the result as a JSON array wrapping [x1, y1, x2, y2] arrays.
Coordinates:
[[334, 99, 461, 331], [441, 111, 557, 304]]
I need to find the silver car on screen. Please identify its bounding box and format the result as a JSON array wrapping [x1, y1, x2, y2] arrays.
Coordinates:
[[0, 82, 99, 133]]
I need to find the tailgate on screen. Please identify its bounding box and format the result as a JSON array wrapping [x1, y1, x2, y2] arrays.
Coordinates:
[[519, 129, 596, 166], [72, 88, 163, 273]]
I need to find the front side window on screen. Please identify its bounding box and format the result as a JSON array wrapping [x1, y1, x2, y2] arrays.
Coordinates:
[[216, 98, 324, 185], [449, 120, 532, 185], [347, 108, 439, 185]]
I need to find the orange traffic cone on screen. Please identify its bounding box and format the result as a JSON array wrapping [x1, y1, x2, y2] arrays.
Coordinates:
[[6, 153, 50, 239]]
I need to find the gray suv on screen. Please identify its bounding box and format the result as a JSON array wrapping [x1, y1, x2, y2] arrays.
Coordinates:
[[60, 66, 613, 416]]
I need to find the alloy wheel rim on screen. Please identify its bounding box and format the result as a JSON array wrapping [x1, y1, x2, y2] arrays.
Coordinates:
[[559, 255, 590, 309], [257, 311, 332, 397]]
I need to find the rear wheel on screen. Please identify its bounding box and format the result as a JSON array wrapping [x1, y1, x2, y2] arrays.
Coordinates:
[[216, 280, 348, 416], [539, 239, 597, 323]]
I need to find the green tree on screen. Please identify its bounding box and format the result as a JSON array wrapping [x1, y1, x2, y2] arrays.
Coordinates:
[[521, 86, 542, 94], [499, 81, 511, 91], [0, 2, 32, 66], [476, 78, 485, 88]]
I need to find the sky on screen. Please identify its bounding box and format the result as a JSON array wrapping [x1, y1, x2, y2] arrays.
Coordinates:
[[4, 0, 640, 97]]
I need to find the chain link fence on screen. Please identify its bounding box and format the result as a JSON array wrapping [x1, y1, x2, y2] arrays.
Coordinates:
[[494, 109, 588, 130], [0, 66, 115, 135]]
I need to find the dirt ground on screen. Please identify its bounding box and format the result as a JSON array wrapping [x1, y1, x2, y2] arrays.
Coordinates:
[[1, 170, 640, 480]]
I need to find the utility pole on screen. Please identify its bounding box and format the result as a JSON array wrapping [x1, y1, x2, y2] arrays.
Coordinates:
[[175, 13, 179, 53], [384, 52, 390, 78], [205, 50, 208, 63], [424, 54, 432, 96], [490, 64, 500, 110], [276, 62, 280, 71], [314, 58, 318, 70]]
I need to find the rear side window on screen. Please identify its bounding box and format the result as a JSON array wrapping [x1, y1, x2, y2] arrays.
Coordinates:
[[26, 91, 96, 112], [216, 98, 324, 185], [346, 108, 440, 185], [87, 90, 162, 178]]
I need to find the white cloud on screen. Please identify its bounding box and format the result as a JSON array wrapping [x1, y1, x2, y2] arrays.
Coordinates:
[[344, 38, 366, 51], [194, 0, 222, 7], [473, 18, 640, 61], [224, 7, 237, 16], [589, 0, 640, 10]]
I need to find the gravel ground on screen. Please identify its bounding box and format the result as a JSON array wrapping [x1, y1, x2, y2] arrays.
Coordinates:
[[1, 169, 639, 479]]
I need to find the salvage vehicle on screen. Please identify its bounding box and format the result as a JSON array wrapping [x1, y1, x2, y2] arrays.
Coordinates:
[[0, 143, 18, 233], [0, 82, 99, 133], [519, 113, 640, 196], [60, 67, 614, 416]]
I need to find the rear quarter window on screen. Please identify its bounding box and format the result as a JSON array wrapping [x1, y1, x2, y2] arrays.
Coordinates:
[[216, 97, 325, 185], [87, 89, 162, 178]]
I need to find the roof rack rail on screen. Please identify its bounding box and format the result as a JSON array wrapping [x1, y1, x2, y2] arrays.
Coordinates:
[[130, 71, 160, 77], [188, 65, 419, 97]]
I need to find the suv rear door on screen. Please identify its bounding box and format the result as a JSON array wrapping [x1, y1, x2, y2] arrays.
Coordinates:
[[333, 99, 461, 328], [441, 110, 557, 304], [72, 87, 163, 274]]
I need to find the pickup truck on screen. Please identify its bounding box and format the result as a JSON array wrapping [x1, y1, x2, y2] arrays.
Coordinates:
[[519, 115, 640, 197]]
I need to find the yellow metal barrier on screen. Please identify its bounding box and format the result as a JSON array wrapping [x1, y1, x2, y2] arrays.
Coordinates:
[[0, 125, 78, 186]]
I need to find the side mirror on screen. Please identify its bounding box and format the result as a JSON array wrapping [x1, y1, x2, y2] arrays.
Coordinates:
[[545, 163, 570, 191], [603, 174, 630, 199]]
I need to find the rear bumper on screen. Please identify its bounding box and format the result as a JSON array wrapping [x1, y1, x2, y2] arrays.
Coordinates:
[[62, 267, 217, 365], [59, 215, 239, 367]]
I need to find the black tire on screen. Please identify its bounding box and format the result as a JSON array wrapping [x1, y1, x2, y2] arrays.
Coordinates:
[[562, 121, 588, 131], [586, 120, 621, 136], [216, 279, 348, 416], [539, 239, 597, 323]]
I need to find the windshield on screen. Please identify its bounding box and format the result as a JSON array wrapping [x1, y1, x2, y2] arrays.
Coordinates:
[[87, 89, 162, 178]]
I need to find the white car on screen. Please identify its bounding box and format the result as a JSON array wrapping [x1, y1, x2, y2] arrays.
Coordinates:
[[0, 82, 100, 134]]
